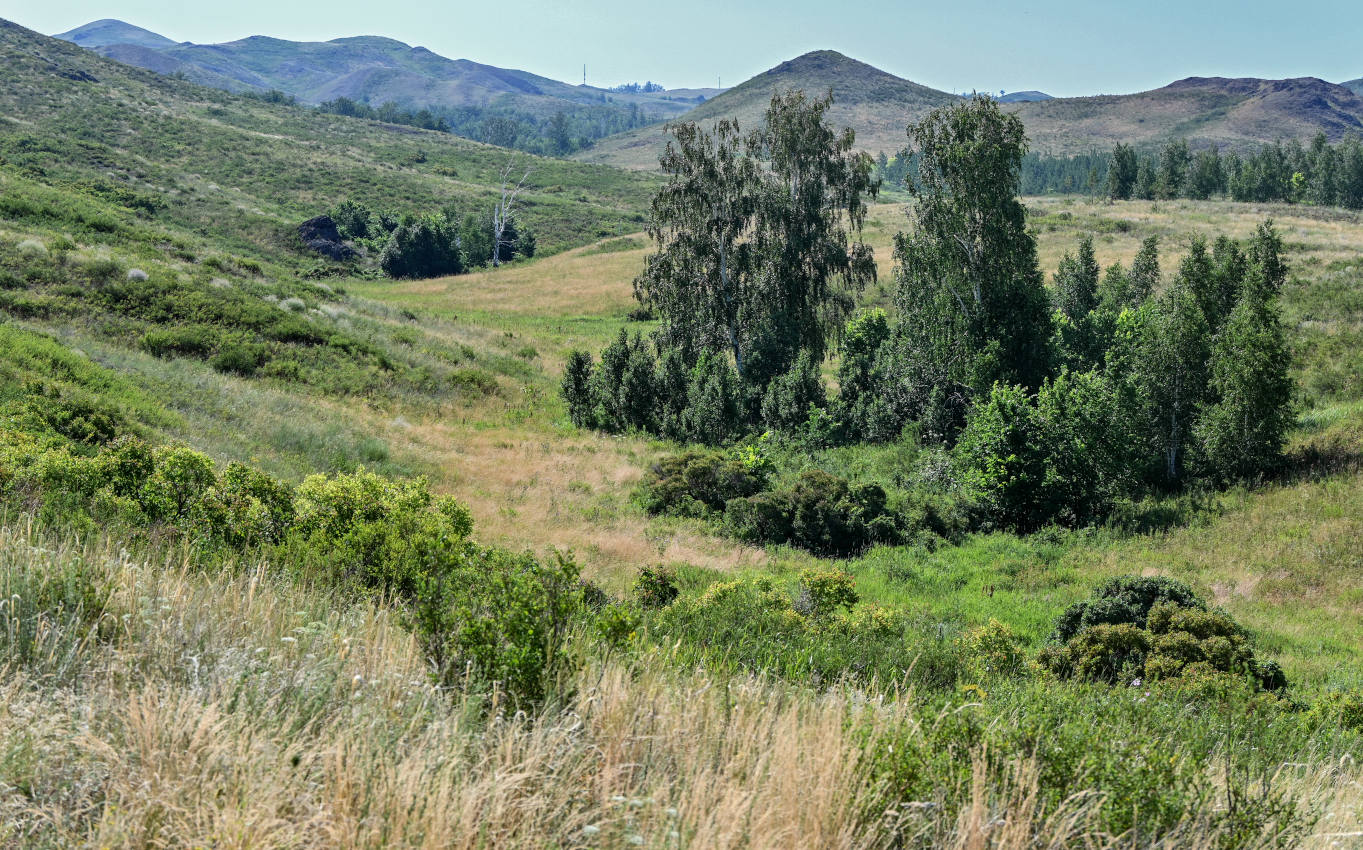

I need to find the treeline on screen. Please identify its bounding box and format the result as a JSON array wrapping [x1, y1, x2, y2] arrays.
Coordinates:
[[564, 93, 1295, 534], [249, 89, 661, 156], [330, 199, 535, 279], [1106, 136, 1363, 207], [879, 134, 1363, 209], [317, 96, 452, 133]]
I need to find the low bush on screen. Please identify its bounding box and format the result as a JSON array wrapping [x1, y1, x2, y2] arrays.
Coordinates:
[[1040, 575, 1286, 690], [725, 469, 903, 556], [638, 447, 767, 517]]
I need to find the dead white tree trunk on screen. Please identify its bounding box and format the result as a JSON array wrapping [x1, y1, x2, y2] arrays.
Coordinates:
[[492, 160, 532, 267]]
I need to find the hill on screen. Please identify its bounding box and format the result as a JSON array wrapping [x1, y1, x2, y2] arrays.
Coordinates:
[[52, 18, 718, 152], [998, 90, 1052, 103], [54, 17, 176, 49], [3, 18, 656, 257], [1344, 77, 1363, 96], [580, 53, 1363, 169], [575, 49, 961, 169], [1013, 75, 1363, 155]]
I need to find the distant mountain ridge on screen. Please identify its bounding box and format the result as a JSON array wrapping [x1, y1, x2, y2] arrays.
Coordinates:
[[579, 53, 1363, 169], [998, 91, 1052, 103], [53, 19, 721, 122], [1343, 78, 1363, 97]]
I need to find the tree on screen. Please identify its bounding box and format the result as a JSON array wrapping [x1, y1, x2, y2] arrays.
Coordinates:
[[1127, 236, 1161, 303], [1107, 143, 1139, 200], [1187, 147, 1225, 199], [548, 112, 572, 154], [1156, 140, 1191, 199], [1196, 262, 1292, 482], [891, 95, 1054, 400], [1054, 235, 1100, 321], [634, 90, 876, 392], [1138, 281, 1211, 485], [491, 161, 532, 268]]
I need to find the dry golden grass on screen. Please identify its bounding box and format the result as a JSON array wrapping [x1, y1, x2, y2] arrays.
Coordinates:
[[3, 522, 1358, 848]]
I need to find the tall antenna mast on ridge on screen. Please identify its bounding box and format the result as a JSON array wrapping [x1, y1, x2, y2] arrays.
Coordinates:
[[583, 64, 586, 86]]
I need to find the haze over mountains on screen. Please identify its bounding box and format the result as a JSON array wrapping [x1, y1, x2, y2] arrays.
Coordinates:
[[48, 17, 1363, 169]]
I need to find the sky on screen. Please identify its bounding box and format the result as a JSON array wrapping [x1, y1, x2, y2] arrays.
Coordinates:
[[3, 0, 1361, 98]]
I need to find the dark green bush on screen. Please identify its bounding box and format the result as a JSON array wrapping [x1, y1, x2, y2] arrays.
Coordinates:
[[1043, 576, 1286, 690], [725, 469, 902, 557], [209, 342, 267, 376], [639, 448, 767, 517], [1053, 575, 1204, 642]]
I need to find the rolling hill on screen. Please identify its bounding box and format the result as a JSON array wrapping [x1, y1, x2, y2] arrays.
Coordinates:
[[4, 17, 655, 257], [575, 50, 961, 170], [579, 51, 1363, 169], [53, 18, 719, 122], [1344, 77, 1363, 97]]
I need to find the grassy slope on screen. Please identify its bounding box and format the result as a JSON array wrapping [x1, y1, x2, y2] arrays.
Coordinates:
[[0, 17, 657, 258]]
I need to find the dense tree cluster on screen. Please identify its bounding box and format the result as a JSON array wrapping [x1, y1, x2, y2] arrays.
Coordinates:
[[329, 199, 535, 279], [564, 94, 1295, 532], [564, 90, 877, 440], [1106, 135, 1363, 207]]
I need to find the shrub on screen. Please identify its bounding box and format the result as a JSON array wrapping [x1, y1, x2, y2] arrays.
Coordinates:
[[796, 569, 858, 618], [209, 342, 267, 376], [1052, 575, 1203, 642], [639, 448, 766, 517], [1043, 576, 1285, 690], [287, 469, 472, 597], [725, 469, 901, 557], [379, 216, 464, 279], [405, 548, 582, 708], [634, 565, 679, 608]]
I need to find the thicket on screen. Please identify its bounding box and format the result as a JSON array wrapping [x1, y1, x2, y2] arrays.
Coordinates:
[[0, 323, 577, 705], [637, 446, 936, 556], [329, 199, 536, 279], [566, 94, 1297, 534]]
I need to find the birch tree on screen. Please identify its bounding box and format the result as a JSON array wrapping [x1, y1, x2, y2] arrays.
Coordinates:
[[491, 161, 531, 267]]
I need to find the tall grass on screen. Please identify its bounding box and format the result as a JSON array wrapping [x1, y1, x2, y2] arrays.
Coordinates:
[[2, 519, 1360, 848]]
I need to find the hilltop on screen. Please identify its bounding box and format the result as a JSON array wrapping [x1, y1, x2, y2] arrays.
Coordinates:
[[1344, 77, 1363, 96], [576, 49, 960, 169], [579, 52, 1363, 168]]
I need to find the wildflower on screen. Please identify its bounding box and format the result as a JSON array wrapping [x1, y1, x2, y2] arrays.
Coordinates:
[[281, 636, 297, 644]]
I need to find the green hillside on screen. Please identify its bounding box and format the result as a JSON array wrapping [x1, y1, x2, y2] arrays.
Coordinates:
[[3, 19, 657, 258]]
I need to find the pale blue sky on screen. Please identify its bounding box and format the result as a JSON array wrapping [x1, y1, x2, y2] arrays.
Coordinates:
[[4, 0, 1361, 97]]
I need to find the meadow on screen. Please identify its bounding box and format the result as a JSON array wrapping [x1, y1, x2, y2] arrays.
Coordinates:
[[3, 17, 1363, 845]]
